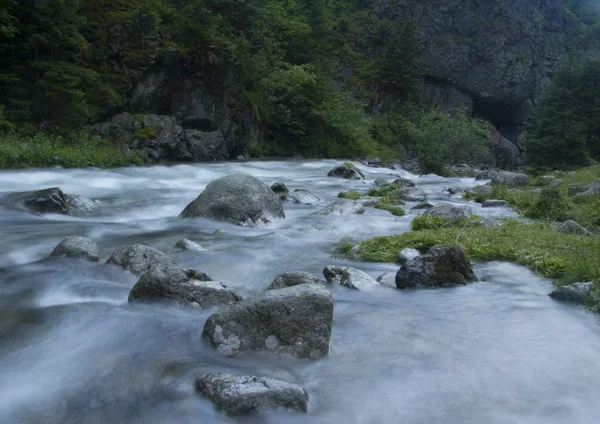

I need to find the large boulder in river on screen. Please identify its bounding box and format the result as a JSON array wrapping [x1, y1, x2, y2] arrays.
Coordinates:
[[4, 187, 68, 215], [202, 284, 333, 359], [323, 266, 381, 290], [128, 266, 242, 308], [327, 163, 364, 180], [195, 373, 308, 416], [395, 244, 478, 289], [423, 204, 472, 223], [312, 199, 365, 216], [180, 174, 285, 227], [106, 244, 176, 275], [65, 194, 100, 216], [270, 182, 289, 200], [266, 271, 324, 291], [50, 236, 100, 262], [548, 282, 593, 304], [492, 171, 530, 187]]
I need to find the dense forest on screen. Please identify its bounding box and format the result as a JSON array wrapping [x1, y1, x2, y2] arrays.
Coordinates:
[[0, 0, 599, 170]]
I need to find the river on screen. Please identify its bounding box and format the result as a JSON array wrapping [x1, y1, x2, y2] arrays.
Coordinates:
[[0, 160, 599, 423]]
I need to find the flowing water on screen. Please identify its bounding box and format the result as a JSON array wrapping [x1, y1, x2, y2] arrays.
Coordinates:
[[0, 160, 599, 424]]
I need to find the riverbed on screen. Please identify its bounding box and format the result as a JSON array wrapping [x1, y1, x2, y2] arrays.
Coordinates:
[[1, 160, 599, 424]]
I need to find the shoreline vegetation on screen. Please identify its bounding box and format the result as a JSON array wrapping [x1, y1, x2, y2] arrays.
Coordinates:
[[336, 165, 600, 310]]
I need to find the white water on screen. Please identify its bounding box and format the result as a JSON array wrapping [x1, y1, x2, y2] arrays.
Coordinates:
[[0, 160, 599, 424]]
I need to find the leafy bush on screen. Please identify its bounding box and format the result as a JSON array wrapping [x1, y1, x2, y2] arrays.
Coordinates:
[[338, 190, 362, 200], [411, 215, 453, 230], [526, 188, 569, 221], [375, 204, 405, 216]]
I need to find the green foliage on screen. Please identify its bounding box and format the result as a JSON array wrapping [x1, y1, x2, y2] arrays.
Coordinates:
[[527, 188, 569, 221], [367, 183, 403, 204], [402, 108, 491, 174], [338, 190, 362, 200], [134, 125, 161, 140], [344, 220, 600, 287], [526, 59, 600, 167], [0, 131, 142, 168], [374, 203, 405, 216], [411, 215, 453, 231]]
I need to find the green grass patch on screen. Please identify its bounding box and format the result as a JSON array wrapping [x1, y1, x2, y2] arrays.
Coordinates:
[[367, 183, 403, 204], [342, 220, 600, 287], [338, 190, 362, 200], [0, 132, 143, 168], [375, 203, 405, 216]]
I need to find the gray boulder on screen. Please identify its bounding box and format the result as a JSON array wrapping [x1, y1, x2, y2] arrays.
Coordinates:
[[327, 163, 364, 180], [538, 175, 556, 186], [270, 182, 289, 200], [554, 220, 593, 236], [288, 189, 323, 205], [396, 244, 478, 289], [411, 202, 434, 210], [393, 178, 417, 188], [423, 204, 472, 223], [356, 196, 381, 207], [549, 282, 593, 304], [202, 284, 333, 359], [175, 238, 204, 251], [376, 273, 397, 287], [65, 194, 100, 216], [492, 171, 530, 187], [468, 184, 494, 197], [322, 266, 381, 290], [313, 199, 365, 216], [475, 170, 499, 180], [482, 199, 510, 208], [400, 186, 427, 202], [5, 187, 68, 215], [128, 266, 242, 308], [106, 244, 176, 275], [549, 179, 563, 187], [374, 178, 390, 187], [445, 187, 463, 195], [195, 373, 308, 416], [180, 174, 285, 227], [266, 271, 324, 291], [576, 178, 600, 197], [50, 236, 100, 262], [568, 183, 588, 196], [396, 248, 421, 265]]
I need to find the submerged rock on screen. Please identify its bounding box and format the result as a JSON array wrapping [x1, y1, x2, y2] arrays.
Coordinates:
[[270, 182, 289, 200], [327, 163, 364, 180], [554, 220, 593, 236], [549, 282, 593, 304], [492, 171, 530, 187], [128, 266, 241, 308], [312, 199, 365, 216], [174, 238, 204, 251], [374, 178, 390, 187], [395, 244, 478, 289], [322, 266, 380, 290], [400, 186, 427, 202], [482, 199, 509, 208], [376, 273, 397, 287], [50, 236, 100, 262], [180, 174, 285, 227], [65, 194, 100, 216], [266, 271, 324, 291], [4, 187, 68, 215], [195, 373, 308, 416], [423, 204, 471, 222], [411, 202, 434, 210], [202, 284, 333, 359], [288, 189, 323, 205], [106, 244, 176, 275], [356, 196, 381, 207]]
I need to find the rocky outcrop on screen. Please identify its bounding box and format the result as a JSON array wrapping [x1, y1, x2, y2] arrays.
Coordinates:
[[327, 163, 364, 180], [492, 171, 530, 187], [180, 174, 285, 226], [106, 244, 176, 275], [312, 199, 366, 216], [202, 284, 333, 359], [549, 282, 593, 304], [3, 187, 99, 216], [266, 272, 324, 291], [195, 373, 308, 416], [322, 266, 381, 290], [128, 266, 242, 307], [395, 244, 478, 289], [49, 236, 100, 262]]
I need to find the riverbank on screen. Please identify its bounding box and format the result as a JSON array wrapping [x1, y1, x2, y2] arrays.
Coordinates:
[[0, 132, 143, 169]]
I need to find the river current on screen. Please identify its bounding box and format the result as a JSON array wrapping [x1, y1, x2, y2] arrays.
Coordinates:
[[0, 160, 599, 424]]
